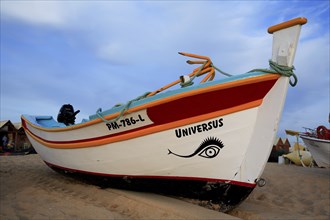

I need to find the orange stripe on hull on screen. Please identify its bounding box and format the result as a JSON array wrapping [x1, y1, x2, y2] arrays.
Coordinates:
[[25, 99, 262, 149]]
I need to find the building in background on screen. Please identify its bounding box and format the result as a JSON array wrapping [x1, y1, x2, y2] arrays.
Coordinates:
[[0, 120, 34, 154], [268, 137, 291, 162]]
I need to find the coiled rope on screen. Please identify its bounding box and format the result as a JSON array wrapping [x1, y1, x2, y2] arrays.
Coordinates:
[[249, 60, 297, 87]]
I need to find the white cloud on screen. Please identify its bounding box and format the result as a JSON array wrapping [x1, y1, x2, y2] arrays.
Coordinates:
[[0, 1, 271, 67], [1, 1, 329, 135], [1, 1, 66, 27]]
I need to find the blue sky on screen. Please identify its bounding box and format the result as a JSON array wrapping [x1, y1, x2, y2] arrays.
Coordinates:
[[1, 1, 329, 139]]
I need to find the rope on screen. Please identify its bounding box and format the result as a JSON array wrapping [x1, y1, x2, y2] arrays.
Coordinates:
[[96, 58, 298, 124], [297, 146, 307, 168], [210, 60, 298, 87], [211, 63, 233, 77], [96, 92, 151, 124], [249, 60, 298, 87]]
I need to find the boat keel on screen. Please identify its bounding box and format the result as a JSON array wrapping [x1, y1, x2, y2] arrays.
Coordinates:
[[46, 162, 254, 212]]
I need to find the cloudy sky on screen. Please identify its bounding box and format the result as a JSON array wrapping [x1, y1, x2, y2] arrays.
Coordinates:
[[1, 1, 329, 139]]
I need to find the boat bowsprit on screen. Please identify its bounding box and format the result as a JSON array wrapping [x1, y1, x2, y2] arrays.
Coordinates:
[[21, 17, 307, 212]]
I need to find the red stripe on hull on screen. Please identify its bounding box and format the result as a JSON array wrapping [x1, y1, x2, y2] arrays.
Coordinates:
[[147, 79, 277, 124]]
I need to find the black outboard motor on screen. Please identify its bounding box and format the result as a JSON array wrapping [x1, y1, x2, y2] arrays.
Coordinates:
[[57, 104, 80, 126]]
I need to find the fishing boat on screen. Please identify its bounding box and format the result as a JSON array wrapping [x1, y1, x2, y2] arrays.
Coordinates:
[[21, 17, 307, 212], [300, 126, 330, 168]]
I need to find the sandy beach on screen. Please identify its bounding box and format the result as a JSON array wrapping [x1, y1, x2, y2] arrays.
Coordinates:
[[228, 163, 330, 220], [1, 155, 329, 220]]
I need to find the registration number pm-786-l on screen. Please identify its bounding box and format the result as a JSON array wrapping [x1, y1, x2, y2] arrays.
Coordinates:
[[106, 114, 146, 131]]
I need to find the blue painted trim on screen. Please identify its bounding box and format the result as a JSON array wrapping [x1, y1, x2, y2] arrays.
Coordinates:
[[23, 71, 269, 128], [23, 115, 66, 128]]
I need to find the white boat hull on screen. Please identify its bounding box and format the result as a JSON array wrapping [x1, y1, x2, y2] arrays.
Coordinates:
[[27, 108, 256, 182], [300, 135, 330, 168], [24, 76, 288, 184]]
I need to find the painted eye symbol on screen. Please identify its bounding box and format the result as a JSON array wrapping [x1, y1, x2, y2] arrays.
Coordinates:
[[198, 145, 221, 158], [168, 137, 224, 159]]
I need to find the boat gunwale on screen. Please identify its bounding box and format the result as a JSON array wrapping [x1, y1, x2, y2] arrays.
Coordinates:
[[300, 134, 330, 144], [22, 73, 280, 133]]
